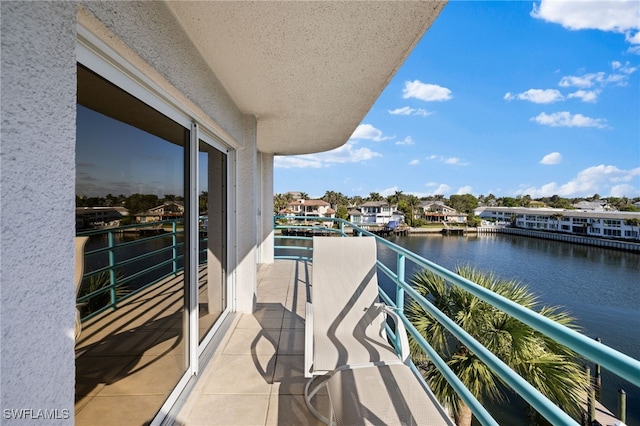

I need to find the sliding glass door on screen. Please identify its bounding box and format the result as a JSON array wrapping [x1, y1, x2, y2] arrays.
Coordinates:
[[75, 54, 232, 424]]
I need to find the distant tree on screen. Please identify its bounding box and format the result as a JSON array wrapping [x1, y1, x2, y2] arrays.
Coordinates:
[[336, 205, 348, 220], [518, 194, 532, 207], [449, 194, 478, 215], [125, 193, 159, 214], [501, 197, 518, 207], [405, 194, 420, 226], [273, 192, 293, 214], [350, 195, 364, 206], [163, 194, 176, 201], [387, 190, 404, 206], [322, 190, 348, 209], [367, 192, 383, 202]]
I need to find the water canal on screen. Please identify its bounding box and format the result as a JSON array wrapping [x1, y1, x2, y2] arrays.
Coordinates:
[[380, 233, 639, 425]]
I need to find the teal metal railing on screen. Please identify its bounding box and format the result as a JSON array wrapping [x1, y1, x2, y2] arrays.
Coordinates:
[[76, 218, 207, 322], [274, 216, 640, 426]]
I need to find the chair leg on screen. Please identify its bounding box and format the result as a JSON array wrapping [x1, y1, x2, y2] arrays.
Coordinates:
[[304, 376, 331, 425]]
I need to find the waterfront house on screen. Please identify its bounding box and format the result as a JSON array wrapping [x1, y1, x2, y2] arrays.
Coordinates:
[[356, 201, 406, 225], [136, 201, 185, 223], [281, 199, 335, 219], [1, 2, 447, 425], [75, 206, 129, 229], [474, 207, 640, 241], [417, 201, 468, 223]]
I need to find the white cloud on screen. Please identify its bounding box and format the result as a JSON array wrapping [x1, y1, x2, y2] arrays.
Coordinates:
[[612, 60, 638, 74], [380, 186, 400, 197], [515, 165, 640, 197], [558, 72, 605, 88], [540, 152, 563, 165], [388, 106, 431, 117], [426, 154, 469, 166], [504, 88, 564, 104], [456, 185, 474, 195], [274, 141, 382, 169], [350, 124, 392, 141], [425, 183, 452, 195], [402, 80, 452, 102], [396, 136, 415, 146], [531, 0, 640, 54], [559, 68, 634, 88], [531, 111, 608, 128], [531, 0, 640, 33], [274, 156, 324, 169], [567, 89, 600, 102], [409, 159, 420, 166]]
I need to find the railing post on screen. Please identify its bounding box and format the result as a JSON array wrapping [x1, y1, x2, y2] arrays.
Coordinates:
[[582, 365, 591, 426], [108, 230, 117, 309], [588, 386, 596, 424], [395, 253, 406, 351], [594, 337, 602, 393], [172, 220, 178, 275], [618, 389, 626, 424]]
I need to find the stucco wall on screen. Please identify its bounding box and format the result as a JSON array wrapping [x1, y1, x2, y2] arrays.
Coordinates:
[[1, 1, 261, 422], [259, 152, 275, 264], [80, 2, 245, 145], [236, 115, 259, 313], [1, 2, 78, 422]]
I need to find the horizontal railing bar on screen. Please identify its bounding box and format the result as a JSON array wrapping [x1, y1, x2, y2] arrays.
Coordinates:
[[84, 235, 183, 259], [273, 245, 313, 251], [77, 218, 185, 236], [113, 245, 181, 269], [274, 235, 313, 241]]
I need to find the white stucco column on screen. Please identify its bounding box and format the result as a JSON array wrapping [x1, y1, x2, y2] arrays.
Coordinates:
[[234, 114, 258, 313], [258, 152, 274, 264], [0, 2, 77, 423]]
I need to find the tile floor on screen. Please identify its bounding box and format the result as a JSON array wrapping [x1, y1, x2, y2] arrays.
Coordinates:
[[176, 259, 328, 425]]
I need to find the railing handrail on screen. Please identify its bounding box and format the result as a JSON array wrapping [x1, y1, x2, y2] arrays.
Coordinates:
[[76, 218, 205, 322], [274, 215, 640, 425]]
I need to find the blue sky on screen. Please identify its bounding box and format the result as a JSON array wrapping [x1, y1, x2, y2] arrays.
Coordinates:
[[274, 0, 640, 200]]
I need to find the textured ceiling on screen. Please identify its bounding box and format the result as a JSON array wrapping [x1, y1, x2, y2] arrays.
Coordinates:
[[166, 1, 446, 155]]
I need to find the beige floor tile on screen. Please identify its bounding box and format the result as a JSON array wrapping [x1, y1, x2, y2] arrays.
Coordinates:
[[266, 392, 329, 426], [201, 354, 275, 394], [98, 354, 186, 395], [281, 313, 305, 329], [237, 313, 283, 330], [277, 329, 305, 355], [223, 327, 280, 356], [187, 394, 270, 426], [75, 394, 167, 426], [273, 355, 307, 395]]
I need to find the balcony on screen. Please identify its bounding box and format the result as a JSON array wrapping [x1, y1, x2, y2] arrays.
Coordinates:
[[74, 218, 639, 425]]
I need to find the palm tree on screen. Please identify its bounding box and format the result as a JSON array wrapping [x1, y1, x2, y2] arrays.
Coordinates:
[[406, 265, 589, 426]]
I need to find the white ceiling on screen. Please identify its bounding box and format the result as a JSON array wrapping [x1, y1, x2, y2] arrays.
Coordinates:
[[166, 1, 446, 155]]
